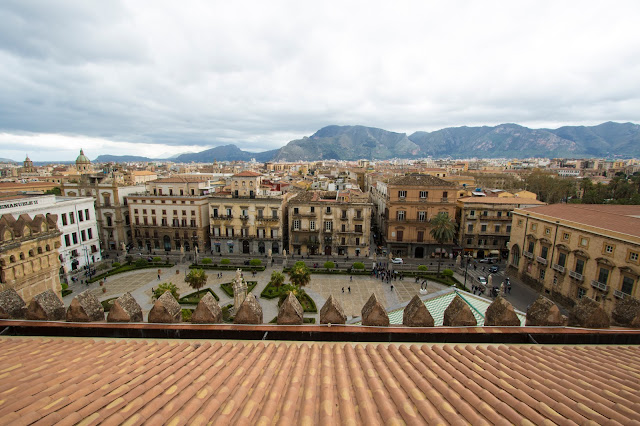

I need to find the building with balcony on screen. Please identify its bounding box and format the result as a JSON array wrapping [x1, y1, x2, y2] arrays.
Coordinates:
[[0, 213, 62, 302], [372, 174, 458, 258], [128, 176, 211, 254], [0, 194, 101, 275], [62, 174, 145, 252], [509, 204, 640, 314], [208, 171, 286, 255], [457, 197, 545, 259], [288, 189, 372, 257]]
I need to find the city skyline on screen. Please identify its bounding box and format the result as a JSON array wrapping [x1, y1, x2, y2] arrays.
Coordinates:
[[1, 1, 639, 160]]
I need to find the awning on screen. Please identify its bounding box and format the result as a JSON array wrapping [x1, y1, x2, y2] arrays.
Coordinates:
[[489, 250, 500, 255]]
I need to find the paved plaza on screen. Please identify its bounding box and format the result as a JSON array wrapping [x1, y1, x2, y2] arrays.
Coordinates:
[[62, 262, 449, 322]]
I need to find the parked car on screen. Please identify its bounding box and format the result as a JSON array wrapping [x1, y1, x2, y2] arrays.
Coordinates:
[[479, 257, 498, 264], [489, 265, 499, 273], [391, 258, 404, 264]]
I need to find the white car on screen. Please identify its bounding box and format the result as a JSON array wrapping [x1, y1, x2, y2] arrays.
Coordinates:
[[477, 276, 487, 286], [391, 258, 404, 264]]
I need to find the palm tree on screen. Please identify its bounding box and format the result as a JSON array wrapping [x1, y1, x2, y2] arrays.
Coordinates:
[[429, 212, 456, 276], [269, 271, 285, 288], [288, 262, 311, 287], [185, 268, 208, 291]]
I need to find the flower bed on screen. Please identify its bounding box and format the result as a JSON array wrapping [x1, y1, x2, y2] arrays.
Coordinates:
[[178, 288, 220, 304], [100, 297, 118, 312], [220, 281, 257, 297], [260, 283, 317, 313]]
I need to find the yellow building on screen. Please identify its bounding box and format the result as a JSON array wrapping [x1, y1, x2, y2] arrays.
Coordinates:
[[457, 197, 545, 259], [373, 174, 458, 258], [509, 204, 640, 314], [0, 213, 62, 302]]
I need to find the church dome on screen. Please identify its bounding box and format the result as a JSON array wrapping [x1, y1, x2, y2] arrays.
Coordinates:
[[76, 149, 90, 164]]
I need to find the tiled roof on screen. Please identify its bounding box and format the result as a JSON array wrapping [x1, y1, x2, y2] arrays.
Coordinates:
[[458, 196, 546, 205], [0, 337, 638, 424], [387, 174, 456, 187], [519, 204, 640, 238], [233, 171, 262, 177], [152, 176, 209, 183]]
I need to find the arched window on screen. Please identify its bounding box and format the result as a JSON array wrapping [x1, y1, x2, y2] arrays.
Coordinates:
[[511, 245, 520, 266], [9, 255, 16, 263], [37, 247, 43, 254], [19, 253, 25, 260]]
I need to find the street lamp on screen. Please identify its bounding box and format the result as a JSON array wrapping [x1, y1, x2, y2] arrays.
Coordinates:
[[464, 256, 470, 289]]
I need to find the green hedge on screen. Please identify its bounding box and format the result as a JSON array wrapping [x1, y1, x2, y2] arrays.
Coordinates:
[[190, 264, 265, 272], [178, 288, 220, 304], [101, 297, 118, 312], [61, 289, 73, 297], [260, 283, 317, 313], [87, 263, 174, 283], [220, 281, 257, 297], [269, 316, 316, 324], [282, 267, 370, 275], [221, 304, 234, 323]]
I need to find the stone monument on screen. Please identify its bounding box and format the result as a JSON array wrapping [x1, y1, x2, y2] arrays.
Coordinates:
[[232, 268, 248, 309]]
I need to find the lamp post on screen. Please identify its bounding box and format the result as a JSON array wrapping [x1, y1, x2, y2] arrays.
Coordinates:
[[464, 255, 470, 289]]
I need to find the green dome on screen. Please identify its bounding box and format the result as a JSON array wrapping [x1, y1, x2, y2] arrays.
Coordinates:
[[76, 148, 90, 164]]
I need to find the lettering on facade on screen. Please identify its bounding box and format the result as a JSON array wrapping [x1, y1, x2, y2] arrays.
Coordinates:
[[0, 200, 39, 210]]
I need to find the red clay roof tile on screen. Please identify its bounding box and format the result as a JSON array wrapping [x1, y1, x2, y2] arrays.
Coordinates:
[[0, 337, 639, 425]]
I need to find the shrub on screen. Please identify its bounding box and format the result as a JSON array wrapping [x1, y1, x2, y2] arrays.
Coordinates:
[[442, 269, 454, 277], [220, 258, 231, 265], [250, 259, 262, 266], [112, 262, 121, 268], [135, 258, 148, 267], [201, 258, 213, 264], [154, 282, 180, 300], [61, 282, 68, 290], [125, 255, 133, 264], [181, 309, 193, 322], [152, 257, 162, 263], [418, 265, 428, 271], [294, 261, 306, 268], [352, 262, 365, 270], [179, 288, 219, 304], [324, 261, 335, 270], [269, 271, 285, 288], [101, 297, 118, 312], [61, 289, 73, 297]]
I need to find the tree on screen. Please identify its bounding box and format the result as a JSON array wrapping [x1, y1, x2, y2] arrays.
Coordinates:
[[352, 262, 365, 270], [269, 271, 285, 288], [250, 259, 262, 267], [154, 282, 180, 300], [289, 262, 311, 287], [44, 187, 61, 195], [324, 261, 335, 270], [185, 269, 208, 291], [429, 212, 456, 276]]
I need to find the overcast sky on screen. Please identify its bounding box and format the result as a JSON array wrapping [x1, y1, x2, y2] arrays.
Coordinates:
[[1, 1, 639, 161]]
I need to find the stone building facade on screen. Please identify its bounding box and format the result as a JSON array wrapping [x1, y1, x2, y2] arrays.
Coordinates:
[[509, 204, 640, 314], [372, 174, 458, 258], [62, 174, 145, 252], [0, 213, 62, 302], [287, 189, 372, 257], [209, 171, 285, 255], [128, 176, 211, 254], [457, 196, 545, 259]]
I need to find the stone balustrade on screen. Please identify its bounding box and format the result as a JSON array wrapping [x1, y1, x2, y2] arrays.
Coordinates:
[[1, 287, 639, 329]]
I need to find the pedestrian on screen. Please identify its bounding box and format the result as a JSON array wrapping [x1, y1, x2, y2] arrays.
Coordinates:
[[390, 284, 394, 291], [508, 282, 512, 294], [350, 276, 353, 282], [342, 287, 344, 293], [158, 274, 160, 280], [474, 264, 477, 270], [348, 286, 351, 293]]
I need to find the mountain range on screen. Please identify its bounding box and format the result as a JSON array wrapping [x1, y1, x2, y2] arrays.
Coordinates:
[[92, 121, 640, 163]]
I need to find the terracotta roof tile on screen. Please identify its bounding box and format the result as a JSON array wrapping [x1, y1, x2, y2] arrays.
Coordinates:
[[1, 337, 639, 424]]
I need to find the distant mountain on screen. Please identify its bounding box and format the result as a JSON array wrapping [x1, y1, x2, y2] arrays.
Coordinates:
[[273, 125, 420, 161], [173, 144, 279, 163], [0, 158, 17, 163], [94, 155, 156, 163], [545, 122, 640, 157]]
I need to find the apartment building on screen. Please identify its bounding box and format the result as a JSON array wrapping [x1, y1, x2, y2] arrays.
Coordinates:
[[209, 171, 285, 255], [128, 176, 210, 254], [372, 174, 458, 258], [509, 204, 640, 314], [457, 197, 545, 259], [62, 174, 145, 251], [288, 189, 372, 257]]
